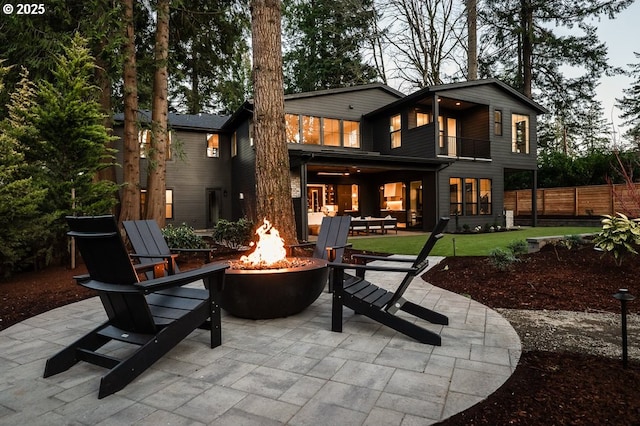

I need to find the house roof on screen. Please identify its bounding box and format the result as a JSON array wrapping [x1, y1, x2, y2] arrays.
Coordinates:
[[364, 78, 548, 117], [114, 111, 229, 132], [222, 83, 405, 131]]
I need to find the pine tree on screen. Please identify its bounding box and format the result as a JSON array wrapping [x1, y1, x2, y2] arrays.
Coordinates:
[[617, 52, 640, 147], [282, 0, 378, 93]]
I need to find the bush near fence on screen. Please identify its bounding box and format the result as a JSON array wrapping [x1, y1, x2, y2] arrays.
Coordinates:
[[504, 183, 640, 218]]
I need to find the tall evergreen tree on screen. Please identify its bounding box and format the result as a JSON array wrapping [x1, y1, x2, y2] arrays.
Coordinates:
[[170, 0, 251, 114], [145, 0, 171, 227], [251, 0, 298, 244], [0, 66, 52, 278], [282, 0, 378, 93], [29, 35, 118, 244], [479, 0, 632, 150], [617, 52, 640, 147]]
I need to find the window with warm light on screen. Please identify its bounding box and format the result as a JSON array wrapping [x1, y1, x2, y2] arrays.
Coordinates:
[[464, 178, 478, 215], [416, 111, 431, 127], [323, 118, 340, 146], [139, 129, 172, 160], [343, 120, 360, 148], [390, 114, 401, 148], [449, 177, 462, 215], [231, 132, 237, 157], [206, 133, 219, 158], [512, 114, 529, 153], [140, 189, 174, 219], [285, 114, 300, 143], [302, 115, 321, 145], [480, 179, 492, 215]]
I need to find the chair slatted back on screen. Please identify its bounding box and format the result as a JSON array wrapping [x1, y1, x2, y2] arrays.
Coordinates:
[[67, 215, 156, 333], [123, 220, 179, 277], [314, 216, 352, 261], [385, 217, 449, 310]]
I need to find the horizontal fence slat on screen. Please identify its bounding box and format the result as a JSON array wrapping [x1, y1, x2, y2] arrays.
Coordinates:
[[504, 183, 640, 218]]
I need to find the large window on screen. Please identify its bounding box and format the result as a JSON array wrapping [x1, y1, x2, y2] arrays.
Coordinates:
[[323, 118, 340, 147], [285, 114, 300, 143], [286, 114, 360, 148], [512, 114, 529, 153], [302, 115, 321, 145], [390, 114, 401, 148], [343, 120, 360, 148], [449, 177, 462, 215], [450, 177, 492, 216], [206, 133, 219, 158], [140, 189, 173, 219], [480, 178, 492, 215]]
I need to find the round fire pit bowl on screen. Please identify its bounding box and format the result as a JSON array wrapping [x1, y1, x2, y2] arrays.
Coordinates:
[[214, 257, 328, 320]]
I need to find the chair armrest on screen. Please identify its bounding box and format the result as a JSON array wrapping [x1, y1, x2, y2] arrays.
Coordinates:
[[352, 254, 416, 263], [137, 263, 229, 293], [78, 264, 228, 295], [130, 253, 178, 260], [328, 261, 416, 274], [327, 243, 352, 250]]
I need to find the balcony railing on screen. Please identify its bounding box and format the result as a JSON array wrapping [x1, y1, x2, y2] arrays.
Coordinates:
[[439, 136, 491, 160]]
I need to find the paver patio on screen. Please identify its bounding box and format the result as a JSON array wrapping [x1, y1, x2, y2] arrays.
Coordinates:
[[0, 256, 521, 425]]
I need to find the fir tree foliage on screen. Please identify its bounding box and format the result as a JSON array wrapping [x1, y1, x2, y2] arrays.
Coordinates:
[[282, 0, 379, 93], [31, 34, 119, 217], [0, 64, 52, 278]]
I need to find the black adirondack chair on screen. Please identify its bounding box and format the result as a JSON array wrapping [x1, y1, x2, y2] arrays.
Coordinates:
[[290, 216, 352, 292], [290, 215, 352, 262], [331, 217, 450, 345], [123, 219, 216, 279], [43, 215, 227, 399]]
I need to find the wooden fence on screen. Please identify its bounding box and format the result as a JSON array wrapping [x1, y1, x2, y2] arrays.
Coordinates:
[[504, 183, 640, 218]]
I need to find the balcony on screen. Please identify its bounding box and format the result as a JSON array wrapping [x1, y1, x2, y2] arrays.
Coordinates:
[[439, 136, 491, 160]]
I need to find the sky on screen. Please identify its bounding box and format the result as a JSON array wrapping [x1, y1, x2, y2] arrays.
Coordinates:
[[594, 0, 640, 140]]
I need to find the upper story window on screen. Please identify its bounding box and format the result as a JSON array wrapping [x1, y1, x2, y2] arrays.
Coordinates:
[[323, 118, 340, 147], [415, 110, 431, 127], [343, 120, 360, 148], [286, 114, 360, 148], [390, 114, 401, 149], [494, 110, 503, 136], [285, 114, 300, 143], [139, 129, 172, 160], [206, 133, 219, 158], [512, 114, 529, 153], [302, 115, 321, 145]]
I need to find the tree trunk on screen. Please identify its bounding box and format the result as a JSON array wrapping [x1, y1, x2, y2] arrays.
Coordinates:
[[119, 0, 141, 223], [145, 0, 170, 227], [250, 0, 298, 245], [466, 0, 477, 80], [521, 0, 533, 98]]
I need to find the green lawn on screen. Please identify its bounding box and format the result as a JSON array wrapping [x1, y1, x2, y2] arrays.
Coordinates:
[[348, 226, 600, 257]]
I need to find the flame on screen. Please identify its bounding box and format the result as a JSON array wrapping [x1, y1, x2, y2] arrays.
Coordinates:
[[239, 218, 287, 266]]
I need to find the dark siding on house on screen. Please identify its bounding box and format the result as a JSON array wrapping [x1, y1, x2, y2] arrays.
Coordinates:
[[230, 120, 256, 220], [113, 127, 232, 229]]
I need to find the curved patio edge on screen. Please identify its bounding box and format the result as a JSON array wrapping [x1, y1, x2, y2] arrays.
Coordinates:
[[0, 256, 521, 425]]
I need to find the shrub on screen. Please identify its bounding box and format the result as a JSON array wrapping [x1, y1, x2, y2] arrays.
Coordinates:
[[593, 213, 640, 266], [212, 218, 254, 249], [489, 247, 519, 271], [506, 239, 529, 256], [560, 234, 583, 250], [161, 223, 206, 249]]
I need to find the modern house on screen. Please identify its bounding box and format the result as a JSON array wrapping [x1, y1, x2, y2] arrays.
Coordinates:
[[114, 79, 546, 239]]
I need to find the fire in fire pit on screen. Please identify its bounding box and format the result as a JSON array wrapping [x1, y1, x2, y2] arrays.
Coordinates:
[[217, 218, 328, 319], [229, 218, 314, 270]]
